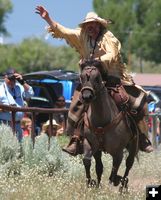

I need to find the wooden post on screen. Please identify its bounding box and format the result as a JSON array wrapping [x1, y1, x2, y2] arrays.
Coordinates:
[[31, 112, 36, 147], [11, 111, 16, 134]]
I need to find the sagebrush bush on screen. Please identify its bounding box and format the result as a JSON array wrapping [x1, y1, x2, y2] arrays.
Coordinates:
[[0, 124, 161, 200], [0, 125, 83, 177]]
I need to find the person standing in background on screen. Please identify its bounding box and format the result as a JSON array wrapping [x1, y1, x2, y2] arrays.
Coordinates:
[[0, 68, 34, 141]]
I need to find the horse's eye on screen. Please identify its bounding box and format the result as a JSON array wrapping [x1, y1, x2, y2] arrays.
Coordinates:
[[95, 76, 100, 83], [80, 74, 85, 83]]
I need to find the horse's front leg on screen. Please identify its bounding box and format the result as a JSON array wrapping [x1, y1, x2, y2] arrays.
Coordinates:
[[93, 150, 103, 187], [109, 151, 123, 186], [83, 138, 96, 187]]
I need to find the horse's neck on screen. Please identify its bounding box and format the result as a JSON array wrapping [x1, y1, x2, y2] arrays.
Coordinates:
[[89, 89, 117, 125]]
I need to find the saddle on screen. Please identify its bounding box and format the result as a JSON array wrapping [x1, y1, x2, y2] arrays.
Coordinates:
[[106, 75, 147, 119]]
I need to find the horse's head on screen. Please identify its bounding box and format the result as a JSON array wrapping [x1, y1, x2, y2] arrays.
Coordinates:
[[80, 61, 106, 103]]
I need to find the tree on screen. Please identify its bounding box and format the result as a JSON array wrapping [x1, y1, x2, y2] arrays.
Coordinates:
[[133, 0, 161, 63], [0, 38, 79, 74], [0, 0, 12, 35]]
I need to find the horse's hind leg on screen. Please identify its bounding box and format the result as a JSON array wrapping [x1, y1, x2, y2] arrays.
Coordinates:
[[109, 151, 123, 186], [119, 154, 134, 193], [93, 150, 103, 187], [120, 144, 136, 193]]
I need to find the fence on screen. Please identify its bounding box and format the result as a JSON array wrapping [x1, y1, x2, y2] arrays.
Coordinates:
[[0, 104, 68, 144], [0, 104, 160, 148]]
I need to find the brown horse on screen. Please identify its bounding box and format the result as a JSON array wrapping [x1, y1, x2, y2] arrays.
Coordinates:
[[79, 61, 139, 192]]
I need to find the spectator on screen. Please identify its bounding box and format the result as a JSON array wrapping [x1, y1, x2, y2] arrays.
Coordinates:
[[0, 68, 34, 141], [53, 95, 66, 135], [41, 119, 61, 137], [21, 116, 32, 137], [55, 95, 66, 109], [148, 101, 160, 145]]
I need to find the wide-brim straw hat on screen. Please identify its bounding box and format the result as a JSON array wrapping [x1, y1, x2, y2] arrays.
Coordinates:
[[43, 119, 61, 130], [79, 12, 113, 28]]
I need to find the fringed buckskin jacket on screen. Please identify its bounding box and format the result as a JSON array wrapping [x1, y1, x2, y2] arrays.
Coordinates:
[[48, 23, 134, 85]]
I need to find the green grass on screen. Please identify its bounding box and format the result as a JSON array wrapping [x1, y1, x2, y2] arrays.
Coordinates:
[[0, 124, 160, 200]]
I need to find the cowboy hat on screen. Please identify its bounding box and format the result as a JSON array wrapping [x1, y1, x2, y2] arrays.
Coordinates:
[[3, 68, 17, 80], [79, 12, 113, 28], [3, 68, 16, 76], [42, 119, 61, 130]]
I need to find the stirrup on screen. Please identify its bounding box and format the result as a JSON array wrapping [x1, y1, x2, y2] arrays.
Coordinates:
[[144, 145, 154, 153], [62, 136, 83, 156], [139, 133, 153, 153], [62, 136, 79, 156]]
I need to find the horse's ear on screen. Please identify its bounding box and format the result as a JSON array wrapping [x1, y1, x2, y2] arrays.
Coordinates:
[[92, 60, 102, 66], [80, 62, 85, 71], [80, 60, 93, 71]]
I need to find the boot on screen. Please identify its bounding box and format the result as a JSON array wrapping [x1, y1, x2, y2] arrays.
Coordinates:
[[63, 118, 82, 156], [139, 133, 154, 153], [137, 119, 154, 153], [62, 136, 83, 156], [63, 86, 85, 156]]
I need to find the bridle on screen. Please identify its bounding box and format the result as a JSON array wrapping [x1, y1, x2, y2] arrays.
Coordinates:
[[80, 66, 106, 100]]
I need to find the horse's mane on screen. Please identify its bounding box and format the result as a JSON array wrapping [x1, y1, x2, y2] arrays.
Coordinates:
[[80, 60, 108, 81], [80, 60, 102, 69]]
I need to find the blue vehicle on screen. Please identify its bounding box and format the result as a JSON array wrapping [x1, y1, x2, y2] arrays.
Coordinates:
[[23, 70, 80, 131], [23, 69, 80, 108]]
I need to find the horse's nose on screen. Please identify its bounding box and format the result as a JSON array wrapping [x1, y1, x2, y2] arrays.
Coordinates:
[[82, 90, 94, 102]]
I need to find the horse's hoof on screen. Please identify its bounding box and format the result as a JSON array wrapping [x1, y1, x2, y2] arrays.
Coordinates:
[[113, 175, 122, 186], [121, 177, 129, 188], [87, 179, 97, 188], [90, 179, 97, 187], [97, 182, 102, 188], [119, 177, 129, 194], [109, 175, 122, 186]]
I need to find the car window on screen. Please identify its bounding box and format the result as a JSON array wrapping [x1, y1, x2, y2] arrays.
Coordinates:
[[28, 97, 52, 108], [33, 86, 53, 103]]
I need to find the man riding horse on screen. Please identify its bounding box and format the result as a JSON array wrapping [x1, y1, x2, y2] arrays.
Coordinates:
[[36, 6, 153, 154]]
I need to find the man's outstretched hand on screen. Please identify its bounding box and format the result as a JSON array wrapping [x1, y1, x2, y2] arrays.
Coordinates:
[[35, 5, 49, 20]]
